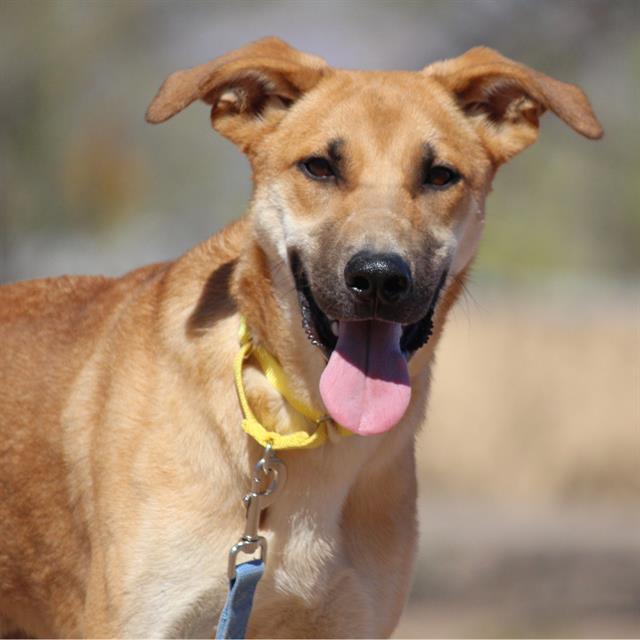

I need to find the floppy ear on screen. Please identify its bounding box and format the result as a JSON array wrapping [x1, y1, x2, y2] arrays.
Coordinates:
[[145, 37, 328, 151], [425, 47, 603, 163]]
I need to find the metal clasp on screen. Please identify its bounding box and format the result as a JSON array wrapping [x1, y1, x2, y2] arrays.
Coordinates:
[[227, 444, 287, 580], [316, 414, 341, 443], [315, 414, 333, 427]]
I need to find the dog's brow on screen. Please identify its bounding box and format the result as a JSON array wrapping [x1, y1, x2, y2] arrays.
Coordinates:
[[406, 142, 437, 195], [422, 142, 436, 166], [326, 138, 345, 182], [327, 138, 344, 162], [327, 138, 344, 164]]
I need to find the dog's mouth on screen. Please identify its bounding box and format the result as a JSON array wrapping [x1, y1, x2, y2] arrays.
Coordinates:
[[293, 265, 446, 360], [290, 254, 447, 436]]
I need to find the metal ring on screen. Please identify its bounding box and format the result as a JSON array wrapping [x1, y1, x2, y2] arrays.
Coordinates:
[[257, 442, 277, 476], [227, 536, 267, 580], [242, 343, 254, 359]]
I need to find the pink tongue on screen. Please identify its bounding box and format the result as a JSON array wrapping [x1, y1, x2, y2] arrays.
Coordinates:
[[319, 320, 411, 435]]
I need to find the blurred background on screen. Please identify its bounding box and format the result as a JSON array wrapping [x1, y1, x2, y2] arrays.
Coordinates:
[[1, 0, 638, 637]]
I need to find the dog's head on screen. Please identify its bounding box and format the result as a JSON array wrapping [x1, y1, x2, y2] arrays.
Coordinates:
[[147, 37, 601, 435]]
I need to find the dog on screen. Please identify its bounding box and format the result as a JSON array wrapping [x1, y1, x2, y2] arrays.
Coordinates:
[[0, 37, 601, 638]]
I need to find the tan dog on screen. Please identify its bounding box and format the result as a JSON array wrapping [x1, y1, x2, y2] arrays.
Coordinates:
[[0, 38, 601, 638]]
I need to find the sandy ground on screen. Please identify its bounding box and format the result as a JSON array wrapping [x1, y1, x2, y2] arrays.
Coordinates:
[[394, 498, 640, 638]]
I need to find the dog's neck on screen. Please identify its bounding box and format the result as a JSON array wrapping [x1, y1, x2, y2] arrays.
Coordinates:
[[232, 234, 329, 434]]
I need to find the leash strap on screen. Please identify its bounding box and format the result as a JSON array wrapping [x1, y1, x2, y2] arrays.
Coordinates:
[[234, 317, 352, 450], [216, 445, 285, 639], [215, 559, 264, 640]]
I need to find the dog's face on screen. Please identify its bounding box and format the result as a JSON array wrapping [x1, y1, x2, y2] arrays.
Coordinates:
[[147, 38, 601, 434], [250, 70, 491, 352]]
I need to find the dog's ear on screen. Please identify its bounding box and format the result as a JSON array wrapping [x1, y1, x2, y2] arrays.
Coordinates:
[[425, 47, 603, 163], [145, 37, 328, 151]]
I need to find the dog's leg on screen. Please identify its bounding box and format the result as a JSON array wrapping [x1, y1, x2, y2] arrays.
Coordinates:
[[81, 480, 242, 639], [83, 541, 225, 638], [339, 442, 419, 637]]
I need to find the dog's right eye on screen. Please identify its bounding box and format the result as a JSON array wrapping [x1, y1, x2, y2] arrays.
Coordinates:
[[423, 165, 460, 189], [299, 157, 335, 180]]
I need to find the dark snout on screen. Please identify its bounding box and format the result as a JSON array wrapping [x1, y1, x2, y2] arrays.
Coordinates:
[[296, 243, 446, 347], [344, 251, 412, 306]]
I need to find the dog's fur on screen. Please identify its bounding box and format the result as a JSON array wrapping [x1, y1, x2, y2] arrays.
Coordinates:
[[0, 38, 601, 638]]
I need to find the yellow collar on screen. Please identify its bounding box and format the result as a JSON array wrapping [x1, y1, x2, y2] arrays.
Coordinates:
[[234, 317, 352, 450]]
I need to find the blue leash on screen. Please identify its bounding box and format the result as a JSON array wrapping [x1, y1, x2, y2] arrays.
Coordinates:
[[216, 445, 286, 639], [215, 559, 264, 639]]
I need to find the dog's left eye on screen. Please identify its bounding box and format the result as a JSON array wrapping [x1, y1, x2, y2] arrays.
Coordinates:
[[423, 165, 460, 189], [299, 157, 335, 180]]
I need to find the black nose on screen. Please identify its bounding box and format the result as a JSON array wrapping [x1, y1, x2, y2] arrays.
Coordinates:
[[344, 251, 412, 305]]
